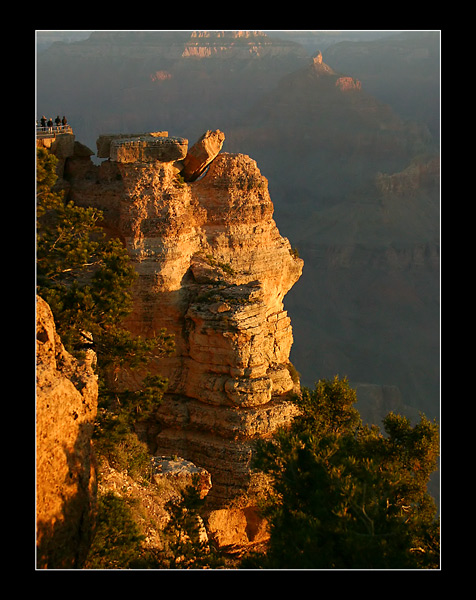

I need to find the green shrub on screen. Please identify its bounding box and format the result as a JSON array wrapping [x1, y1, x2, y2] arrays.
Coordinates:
[[286, 362, 301, 384], [84, 492, 144, 569]]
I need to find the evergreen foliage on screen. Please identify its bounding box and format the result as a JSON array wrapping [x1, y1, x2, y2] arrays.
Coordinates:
[[83, 492, 145, 569], [248, 376, 440, 569], [84, 483, 224, 569], [36, 148, 175, 358], [36, 148, 174, 479], [159, 481, 224, 569], [36, 149, 439, 570]]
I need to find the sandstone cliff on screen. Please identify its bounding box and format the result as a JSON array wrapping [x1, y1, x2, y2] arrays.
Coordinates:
[[36, 296, 98, 568], [65, 131, 303, 519]]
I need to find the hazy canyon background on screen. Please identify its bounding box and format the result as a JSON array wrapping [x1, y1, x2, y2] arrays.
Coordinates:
[[36, 29, 440, 424]]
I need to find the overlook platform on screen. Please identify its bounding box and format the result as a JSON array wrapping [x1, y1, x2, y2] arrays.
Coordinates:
[[36, 125, 76, 166], [36, 124, 73, 140]]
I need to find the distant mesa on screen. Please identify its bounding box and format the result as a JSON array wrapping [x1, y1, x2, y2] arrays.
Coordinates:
[[310, 51, 361, 91], [150, 70, 172, 82], [190, 30, 267, 39], [335, 76, 362, 92], [311, 50, 335, 75]]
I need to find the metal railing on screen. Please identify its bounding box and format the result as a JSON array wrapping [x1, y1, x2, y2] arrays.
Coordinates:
[[36, 124, 73, 138]]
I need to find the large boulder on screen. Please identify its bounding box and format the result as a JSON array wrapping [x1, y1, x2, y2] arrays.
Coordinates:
[[206, 506, 269, 552], [181, 129, 225, 182]]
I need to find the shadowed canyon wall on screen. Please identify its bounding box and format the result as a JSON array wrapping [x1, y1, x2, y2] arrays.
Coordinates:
[[37, 31, 440, 423]]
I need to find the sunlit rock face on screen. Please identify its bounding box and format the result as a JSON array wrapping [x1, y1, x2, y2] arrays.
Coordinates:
[[36, 296, 98, 568], [67, 132, 303, 509]]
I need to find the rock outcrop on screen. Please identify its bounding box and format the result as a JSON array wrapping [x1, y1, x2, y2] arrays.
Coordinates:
[[151, 456, 212, 500], [36, 296, 98, 568], [311, 50, 335, 75], [96, 132, 187, 164], [375, 157, 440, 196], [37, 132, 76, 178], [96, 454, 212, 557], [335, 76, 362, 92], [66, 132, 303, 520], [181, 129, 225, 182]]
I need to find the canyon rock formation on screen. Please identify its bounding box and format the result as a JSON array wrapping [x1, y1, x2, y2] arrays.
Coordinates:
[[224, 48, 439, 421], [37, 31, 309, 150], [65, 131, 303, 533], [37, 33, 440, 426], [36, 296, 98, 568]]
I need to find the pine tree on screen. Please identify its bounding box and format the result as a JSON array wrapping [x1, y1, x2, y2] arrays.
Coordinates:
[[83, 492, 145, 569], [249, 376, 440, 569], [37, 147, 138, 351], [36, 148, 174, 477]]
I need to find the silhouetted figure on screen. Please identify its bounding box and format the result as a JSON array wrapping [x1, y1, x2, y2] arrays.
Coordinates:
[[62, 115, 67, 126], [55, 115, 61, 128], [47, 118, 53, 133], [40, 116, 46, 128]]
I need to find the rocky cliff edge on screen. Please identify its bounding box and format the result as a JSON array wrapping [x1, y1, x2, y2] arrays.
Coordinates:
[[61, 129, 303, 544]]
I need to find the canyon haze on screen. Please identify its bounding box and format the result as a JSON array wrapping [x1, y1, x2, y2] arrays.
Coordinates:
[[36, 29, 440, 424]]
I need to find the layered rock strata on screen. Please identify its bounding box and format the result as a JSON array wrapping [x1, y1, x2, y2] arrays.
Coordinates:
[[66, 131, 303, 512], [96, 131, 169, 158]]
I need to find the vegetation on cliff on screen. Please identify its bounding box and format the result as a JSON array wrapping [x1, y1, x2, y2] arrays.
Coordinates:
[[246, 376, 440, 569], [37, 148, 135, 349], [36, 148, 439, 569], [37, 148, 174, 476], [37, 148, 223, 569], [84, 482, 223, 569]]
